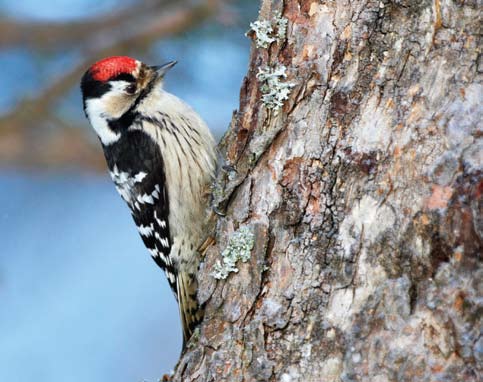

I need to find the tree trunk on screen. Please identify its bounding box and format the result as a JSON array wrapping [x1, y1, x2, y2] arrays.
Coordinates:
[[174, 0, 481, 381]]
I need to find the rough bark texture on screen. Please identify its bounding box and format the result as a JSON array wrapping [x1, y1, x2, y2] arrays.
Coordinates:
[[174, 0, 481, 381]]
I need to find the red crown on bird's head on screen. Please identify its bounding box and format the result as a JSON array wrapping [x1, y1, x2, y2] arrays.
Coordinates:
[[89, 56, 138, 82]]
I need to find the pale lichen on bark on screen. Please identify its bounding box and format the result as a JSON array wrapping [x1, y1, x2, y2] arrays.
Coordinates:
[[256, 65, 296, 110], [211, 226, 255, 280], [173, 0, 481, 381], [247, 10, 288, 49]]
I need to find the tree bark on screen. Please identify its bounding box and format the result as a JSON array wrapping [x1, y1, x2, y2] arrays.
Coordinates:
[[174, 0, 481, 381]]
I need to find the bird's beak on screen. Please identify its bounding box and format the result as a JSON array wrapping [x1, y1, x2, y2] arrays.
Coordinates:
[[151, 61, 177, 79]]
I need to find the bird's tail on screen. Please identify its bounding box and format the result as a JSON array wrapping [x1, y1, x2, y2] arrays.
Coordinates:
[[176, 270, 204, 348]]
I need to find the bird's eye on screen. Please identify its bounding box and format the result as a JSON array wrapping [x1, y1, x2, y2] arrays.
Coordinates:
[[125, 84, 137, 94]]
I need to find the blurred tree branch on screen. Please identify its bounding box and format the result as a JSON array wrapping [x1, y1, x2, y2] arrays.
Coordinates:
[[0, 0, 214, 50], [0, 0, 221, 170]]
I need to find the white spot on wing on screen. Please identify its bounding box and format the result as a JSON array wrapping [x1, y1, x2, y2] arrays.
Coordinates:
[[148, 248, 158, 258], [154, 211, 167, 228], [137, 193, 154, 204], [159, 252, 169, 264], [133, 172, 147, 182], [138, 224, 154, 237], [155, 232, 170, 248], [118, 171, 128, 183], [110, 165, 139, 204], [166, 272, 176, 284]]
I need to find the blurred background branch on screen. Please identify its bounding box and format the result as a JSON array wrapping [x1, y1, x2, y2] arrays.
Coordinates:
[[0, 0, 235, 170], [0, 0, 197, 49]]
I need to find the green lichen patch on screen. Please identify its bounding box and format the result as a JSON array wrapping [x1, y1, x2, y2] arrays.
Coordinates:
[[247, 11, 288, 48], [212, 226, 255, 280], [256, 65, 295, 110], [273, 11, 288, 41]]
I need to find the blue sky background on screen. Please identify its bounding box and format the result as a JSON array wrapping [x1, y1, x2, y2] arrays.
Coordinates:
[[0, 0, 134, 20], [0, 172, 181, 381], [0, 0, 255, 380]]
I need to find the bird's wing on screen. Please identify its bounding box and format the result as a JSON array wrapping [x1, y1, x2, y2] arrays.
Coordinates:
[[129, 168, 177, 294]]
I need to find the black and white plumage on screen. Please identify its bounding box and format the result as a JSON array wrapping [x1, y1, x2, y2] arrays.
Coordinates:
[[80, 56, 216, 346]]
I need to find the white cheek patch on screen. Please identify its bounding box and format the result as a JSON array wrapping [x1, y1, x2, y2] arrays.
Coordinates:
[[85, 81, 132, 145], [85, 98, 121, 145]]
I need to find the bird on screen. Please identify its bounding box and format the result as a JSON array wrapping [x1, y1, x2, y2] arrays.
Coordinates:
[[80, 56, 217, 347]]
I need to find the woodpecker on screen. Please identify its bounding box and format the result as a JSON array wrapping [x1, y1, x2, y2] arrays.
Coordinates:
[[80, 56, 216, 347]]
